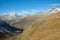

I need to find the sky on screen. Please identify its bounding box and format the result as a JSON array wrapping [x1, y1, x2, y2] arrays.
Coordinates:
[[0, 0, 60, 15]]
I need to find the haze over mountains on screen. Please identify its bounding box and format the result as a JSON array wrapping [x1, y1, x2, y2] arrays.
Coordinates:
[[0, 8, 60, 40], [0, 8, 60, 25]]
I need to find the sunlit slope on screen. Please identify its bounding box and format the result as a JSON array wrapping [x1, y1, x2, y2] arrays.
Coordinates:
[[18, 12, 60, 40]]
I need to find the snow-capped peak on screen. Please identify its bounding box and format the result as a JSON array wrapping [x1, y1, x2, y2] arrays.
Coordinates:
[[45, 8, 60, 14], [9, 12, 17, 17], [48, 8, 60, 13]]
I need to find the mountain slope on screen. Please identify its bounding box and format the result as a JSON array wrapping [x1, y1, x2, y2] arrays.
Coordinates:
[[18, 12, 60, 40]]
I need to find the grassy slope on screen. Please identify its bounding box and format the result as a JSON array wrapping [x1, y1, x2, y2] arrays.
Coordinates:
[[18, 12, 60, 40]]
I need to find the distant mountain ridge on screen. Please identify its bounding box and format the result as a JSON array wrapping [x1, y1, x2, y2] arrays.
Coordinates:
[[0, 8, 60, 20], [0, 8, 60, 28]]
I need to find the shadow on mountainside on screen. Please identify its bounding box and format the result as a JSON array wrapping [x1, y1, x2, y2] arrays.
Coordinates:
[[0, 20, 24, 40]]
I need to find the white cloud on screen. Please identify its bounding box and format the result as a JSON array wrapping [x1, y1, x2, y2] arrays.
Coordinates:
[[21, 11, 30, 14], [0, 12, 7, 15], [48, 4, 60, 8], [31, 10, 37, 12], [18, 10, 30, 15], [30, 10, 38, 14], [18, 10, 38, 15], [0, 9, 38, 16], [48, 4, 60, 5]]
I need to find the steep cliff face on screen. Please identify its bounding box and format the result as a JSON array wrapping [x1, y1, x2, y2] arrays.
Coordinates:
[[18, 12, 60, 40]]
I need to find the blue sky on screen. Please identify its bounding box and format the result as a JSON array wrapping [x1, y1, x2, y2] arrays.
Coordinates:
[[0, 0, 60, 14]]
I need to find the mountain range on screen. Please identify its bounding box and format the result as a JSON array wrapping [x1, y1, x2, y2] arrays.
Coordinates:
[[0, 8, 60, 40]]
